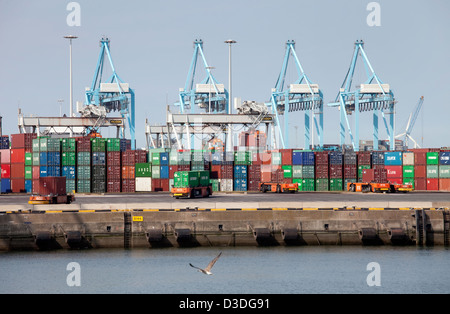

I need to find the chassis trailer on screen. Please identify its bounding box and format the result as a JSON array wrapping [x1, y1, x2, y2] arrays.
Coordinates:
[[29, 194, 75, 205], [259, 182, 298, 193], [347, 182, 413, 193]]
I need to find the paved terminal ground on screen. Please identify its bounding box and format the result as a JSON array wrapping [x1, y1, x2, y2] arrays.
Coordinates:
[[1, 191, 450, 211]]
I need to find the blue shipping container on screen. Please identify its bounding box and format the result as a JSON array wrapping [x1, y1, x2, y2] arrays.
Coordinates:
[[233, 165, 248, 179], [160, 165, 169, 179], [302, 152, 315, 165], [48, 166, 60, 177], [40, 166, 48, 177], [1, 178, 11, 193], [48, 152, 61, 166], [25, 180, 32, 193], [92, 152, 106, 165], [329, 152, 343, 165], [384, 152, 402, 165], [160, 152, 169, 165], [372, 151, 385, 165], [233, 179, 247, 191], [292, 152, 303, 165], [39, 152, 48, 165], [439, 152, 450, 165], [62, 166, 76, 179]]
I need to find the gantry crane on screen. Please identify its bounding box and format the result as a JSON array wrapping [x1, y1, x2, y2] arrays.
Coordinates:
[[268, 40, 323, 149], [395, 96, 424, 148], [328, 40, 395, 151], [83, 37, 136, 149], [175, 39, 228, 114]]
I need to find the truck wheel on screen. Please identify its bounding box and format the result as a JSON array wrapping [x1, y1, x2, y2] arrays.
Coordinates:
[[350, 184, 355, 192], [205, 188, 211, 198], [276, 185, 281, 193], [261, 184, 267, 193]]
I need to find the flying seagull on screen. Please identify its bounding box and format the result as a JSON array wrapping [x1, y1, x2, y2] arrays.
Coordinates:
[[189, 252, 222, 275]]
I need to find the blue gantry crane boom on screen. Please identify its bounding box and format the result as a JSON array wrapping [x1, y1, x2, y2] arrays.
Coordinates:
[[328, 40, 395, 151], [176, 39, 228, 114], [84, 37, 136, 149], [268, 40, 323, 149], [395, 96, 424, 148]]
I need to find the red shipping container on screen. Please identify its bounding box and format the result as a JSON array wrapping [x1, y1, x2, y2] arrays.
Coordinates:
[[32, 179, 40, 194], [0, 149, 10, 164], [251, 151, 262, 165], [358, 152, 371, 165], [32, 166, 40, 179], [315, 151, 329, 165], [344, 165, 357, 178], [427, 178, 439, 191], [1, 164, 10, 178], [10, 133, 36, 149], [415, 178, 427, 191], [122, 151, 135, 166], [11, 178, 25, 193], [439, 179, 450, 191], [107, 180, 121, 193], [329, 165, 342, 178], [152, 178, 162, 192], [385, 166, 402, 178], [414, 165, 426, 178], [210, 165, 222, 179], [10, 149, 25, 163], [11, 163, 24, 178], [38, 177, 66, 195], [315, 164, 329, 178], [161, 179, 169, 191], [414, 152, 426, 165], [107, 151, 121, 166], [248, 180, 261, 191], [76, 137, 91, 152], [221, 165, 233, 179], [261, 152, 272, 165], [248, 165, 261, 180], [107, 166, 121, 181], [280, 149, 293, 165], [135, 150, 147, 163], [121, 179, 135, 193]]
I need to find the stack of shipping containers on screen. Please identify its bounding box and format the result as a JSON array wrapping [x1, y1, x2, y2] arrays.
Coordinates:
[[329, 151, 343, 191], [135, 162, 151, 192], [384, 151, 402, 184], [413, 150, 427, 191], [315, 151, 329, 191], [439, 151, 450, 191], [106, 139, 122, 193], [402, 152, 415, 188], [122, 150, 136, 192], [357, 151, 371, 182], [77, 137, 91, 193], [0, 136, 11, 193], [11, 134, 35, 193], [61, 138, 76, 193], [343, 151, 357, 188], [91, 138, 106, 193], [426, 151, 439, 190]]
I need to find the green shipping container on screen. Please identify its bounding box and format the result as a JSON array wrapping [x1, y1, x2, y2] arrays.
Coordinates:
[[25, 152, 32, 166], [198, 170, 210, 186], [282, 165, 292, 178], [32, 138, 40, 152], [91, 138, 106, 152], [151, 165, 160, 178], [315, 178, 329, 191], [174, 171, 201, 188], [292, 165, 302, 179], [106, 138, 121, 152], [77, 152, 91, 166], [271, 152, 282, 165], [77, 166, 91, 180], [47, 138, 61, 152], [66, 179, 76, 194], [25, 166, 32, 180], [329, 178, 343, 191], [77, 180, 91, 193], [403, 165, 414, 178], [439, 165, 450, 178], [301, 178, 315, 191], [302, 166, 315, 179], [210, 179, 220, 192], [293, 178, 303, 191], [151, 152, 160, 165], [358, 165, 371, 180], [62, 152, 76, 166], [61, 138, 76, 152], [426, 152, 439, 165], [403, 178, 415, 189], [39, 138, 48, 152], [234, 151, 251, 165], [32, 153, 40, 166], [135, 163, 152, 177], [427, 165, 439, 178]]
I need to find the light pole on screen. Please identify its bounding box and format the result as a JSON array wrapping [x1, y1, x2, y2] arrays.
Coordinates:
[[224, 39, 236, 151], [64, 35, 78, 118]]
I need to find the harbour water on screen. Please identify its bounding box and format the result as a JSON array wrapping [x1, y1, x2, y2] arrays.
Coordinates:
[[0, 246, 449, 294]]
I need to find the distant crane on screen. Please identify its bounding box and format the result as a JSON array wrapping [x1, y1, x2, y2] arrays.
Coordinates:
[[268, 40, 323, 149], [328, 40, 395, 151], [395, 96, 424, 148], [83, 37, 136, 149]]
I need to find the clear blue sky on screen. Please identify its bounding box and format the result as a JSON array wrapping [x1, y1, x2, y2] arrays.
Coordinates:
[[0, 0, 449, 149]]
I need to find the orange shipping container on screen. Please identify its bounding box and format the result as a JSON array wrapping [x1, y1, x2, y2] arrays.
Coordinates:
[[121, 166, 135, 180], [439, 179, 450, 191], [10, 149, 25, 163]]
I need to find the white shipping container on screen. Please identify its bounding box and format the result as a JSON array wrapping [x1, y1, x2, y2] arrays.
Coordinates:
[[135, 177, 152, 192], [402, 152, 415, 165], [219, 179, 233, 192]]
